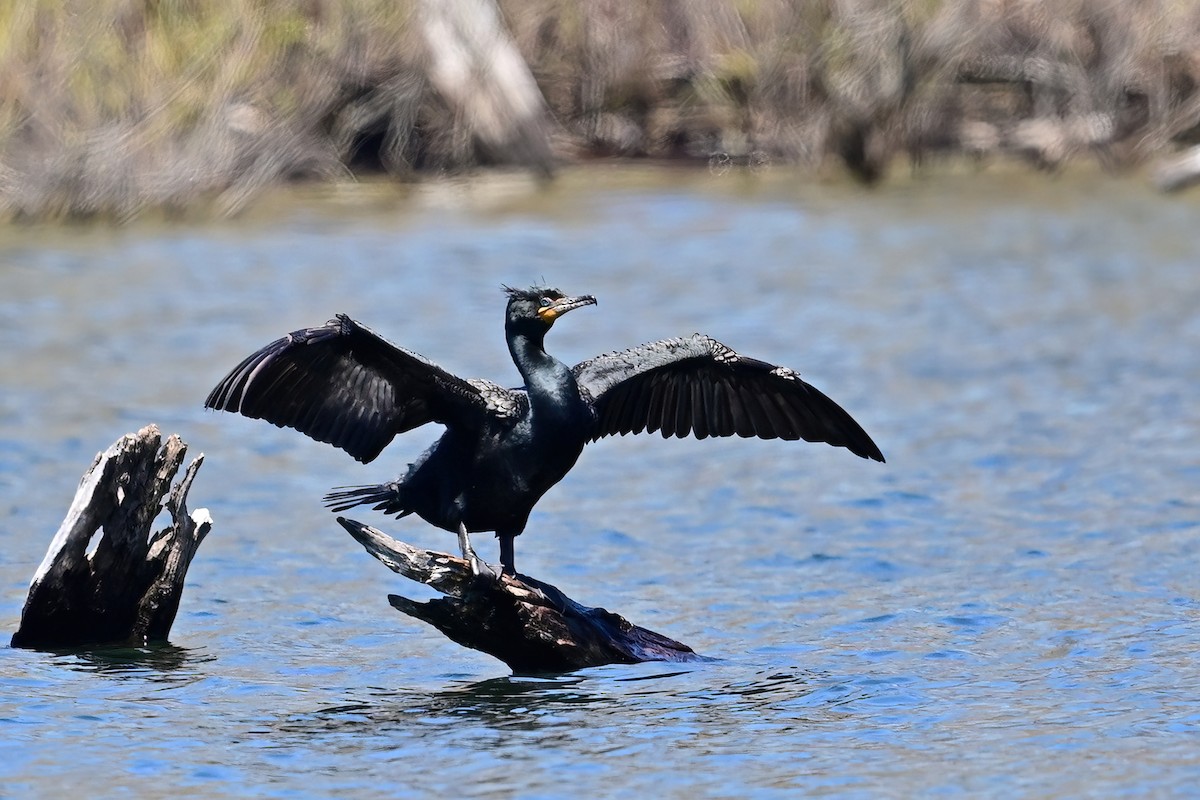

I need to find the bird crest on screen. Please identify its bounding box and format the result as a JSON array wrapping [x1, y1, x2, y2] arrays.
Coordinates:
[[502, 284, 563, 302]]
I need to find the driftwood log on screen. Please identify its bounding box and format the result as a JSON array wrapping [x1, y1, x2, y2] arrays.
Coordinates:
[[11, 425, 211, 649], [339, 518, 703, 673]]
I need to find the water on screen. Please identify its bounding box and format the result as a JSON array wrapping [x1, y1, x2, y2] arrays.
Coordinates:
[[2, 166, 1198, 796]]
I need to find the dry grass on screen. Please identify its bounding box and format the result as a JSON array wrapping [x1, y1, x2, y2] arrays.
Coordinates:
[[4, 0, 1200, 220], [0, 0, 423, 219]]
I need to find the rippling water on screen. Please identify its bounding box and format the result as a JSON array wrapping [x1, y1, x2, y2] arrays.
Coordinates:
[[2, 166, 1198, 796]]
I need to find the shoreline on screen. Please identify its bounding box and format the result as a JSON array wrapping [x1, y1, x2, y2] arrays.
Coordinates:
[[0, 156, 1188, 238], [4, 0, 1200, 222]]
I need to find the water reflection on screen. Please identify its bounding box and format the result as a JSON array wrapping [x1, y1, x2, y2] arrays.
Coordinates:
[[279, 661, 908, 742], [52, 643, 215, 683], [276, 673, 609, 743]]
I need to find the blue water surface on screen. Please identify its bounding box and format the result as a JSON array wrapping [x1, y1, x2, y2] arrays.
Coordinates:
[[1, 166, 1198, 797]]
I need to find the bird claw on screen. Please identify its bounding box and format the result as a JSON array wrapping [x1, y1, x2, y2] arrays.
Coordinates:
[[457, 523, 501, 584], [470, 556, 500, 583]]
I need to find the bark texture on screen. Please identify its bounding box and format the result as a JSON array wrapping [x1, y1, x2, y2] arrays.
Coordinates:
[[340, 517, 702, 673], [11, 425, 211, 649]]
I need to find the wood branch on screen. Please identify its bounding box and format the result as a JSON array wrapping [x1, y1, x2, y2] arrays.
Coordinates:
[[11, 425, 212, 649], [339, 518, 703, 673]]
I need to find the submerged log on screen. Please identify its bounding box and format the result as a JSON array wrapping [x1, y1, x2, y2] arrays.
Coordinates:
[[339, 518, 702, 673], [11, 425, 212, 649]]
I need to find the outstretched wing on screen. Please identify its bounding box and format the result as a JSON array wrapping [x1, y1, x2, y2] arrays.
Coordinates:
[[572, 334, 884, 461], [205, 314, 522, 463]]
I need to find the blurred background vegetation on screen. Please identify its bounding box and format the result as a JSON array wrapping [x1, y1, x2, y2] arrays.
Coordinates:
[[3, 0, 1200, 220]]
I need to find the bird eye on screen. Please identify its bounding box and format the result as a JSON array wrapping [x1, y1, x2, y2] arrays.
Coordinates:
[[539, 297, 552, 307]]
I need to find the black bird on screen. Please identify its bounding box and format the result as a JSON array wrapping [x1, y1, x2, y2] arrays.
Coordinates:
[[205, 286, 884, 575]]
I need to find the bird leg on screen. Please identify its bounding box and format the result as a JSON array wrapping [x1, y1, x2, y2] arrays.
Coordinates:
[[457, 522, 498, 582], [498, 534, 516, 577]]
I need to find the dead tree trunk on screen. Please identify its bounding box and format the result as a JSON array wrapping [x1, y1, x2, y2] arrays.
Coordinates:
[[11, 425, 211, 649], [339, 518, 703, 673], [418, 0, 556, 174]]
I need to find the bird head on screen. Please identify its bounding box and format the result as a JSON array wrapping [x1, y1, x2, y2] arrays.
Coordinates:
[[503, 286, 596, 333]]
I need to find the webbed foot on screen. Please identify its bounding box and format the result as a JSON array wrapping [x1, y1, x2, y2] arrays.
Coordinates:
[[457, 523, 500, 583]]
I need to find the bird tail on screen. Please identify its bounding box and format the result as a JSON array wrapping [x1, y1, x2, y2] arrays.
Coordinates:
[[324, 483, 411, 517]]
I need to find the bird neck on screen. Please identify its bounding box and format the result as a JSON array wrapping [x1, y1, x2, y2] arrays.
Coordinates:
[[507, 328, 575, 406]]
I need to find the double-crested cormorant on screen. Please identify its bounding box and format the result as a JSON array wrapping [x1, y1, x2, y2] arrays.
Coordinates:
[[205, 286, 884, 575]]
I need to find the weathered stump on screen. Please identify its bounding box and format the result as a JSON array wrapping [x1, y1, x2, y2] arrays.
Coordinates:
[[11, 425, 212, 649], [339, 518, 703, 673]]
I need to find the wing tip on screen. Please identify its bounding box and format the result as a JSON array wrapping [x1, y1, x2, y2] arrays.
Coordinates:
[[202, 384, 234, 413], [838, 422, 886, 463]]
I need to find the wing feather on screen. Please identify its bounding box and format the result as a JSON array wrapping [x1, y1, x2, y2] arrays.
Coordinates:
[[206, 314, 519, 463], [711, 379, 733, 437], [724, 377, 753, 437], [647, 373, 667, 435], [737, 382, 771, 435], [573, 334, 885, 461], [772, 389, 805, 439], [632, 379, 652, 435]]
